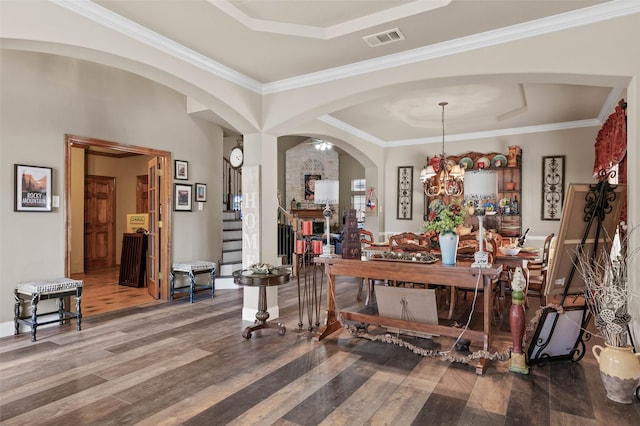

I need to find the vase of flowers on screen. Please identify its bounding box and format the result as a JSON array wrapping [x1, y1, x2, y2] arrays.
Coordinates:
[[576, 226, 640, 404], [422, 199, 466, 265]]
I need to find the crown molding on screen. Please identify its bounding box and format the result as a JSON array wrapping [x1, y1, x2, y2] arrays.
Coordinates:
[[318, 115, 386, 147], [51, 0, 263, 93], [322, 116, 602, 148], [208, 0, 450, 40], [263, 1, 640, 94], [598, 87, 626, 122]]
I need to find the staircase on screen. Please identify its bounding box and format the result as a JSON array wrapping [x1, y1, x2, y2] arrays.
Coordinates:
[[217, 210, 243, 288]]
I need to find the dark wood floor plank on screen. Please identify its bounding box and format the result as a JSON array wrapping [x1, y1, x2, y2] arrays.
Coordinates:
[[277, 361, 377, 425], [548, 361, 595, 419], [505, 388, 549, 426], [412, 393, 467, 425], [457, 406, 506, 426]]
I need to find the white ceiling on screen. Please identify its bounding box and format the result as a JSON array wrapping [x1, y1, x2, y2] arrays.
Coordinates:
[[15, 0, 636, 144]]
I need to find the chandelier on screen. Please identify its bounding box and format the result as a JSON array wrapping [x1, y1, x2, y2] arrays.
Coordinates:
[[420, 101, 464, 197], [313, 138, 333, 151]]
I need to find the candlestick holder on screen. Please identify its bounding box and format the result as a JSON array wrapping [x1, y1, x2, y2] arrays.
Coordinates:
[[295, 234, 324, 332]]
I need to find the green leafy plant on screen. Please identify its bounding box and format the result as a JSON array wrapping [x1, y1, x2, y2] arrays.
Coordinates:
[[421, 198, 466, 234]]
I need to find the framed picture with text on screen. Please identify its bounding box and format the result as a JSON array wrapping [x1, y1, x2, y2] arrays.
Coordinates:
[[174, 183, 192, 211], [14, 164, 52, 212]]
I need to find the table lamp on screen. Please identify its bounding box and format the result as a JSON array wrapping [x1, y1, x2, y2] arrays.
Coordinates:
[[314, 179, 339, 257], [471, 208, 493, 268]]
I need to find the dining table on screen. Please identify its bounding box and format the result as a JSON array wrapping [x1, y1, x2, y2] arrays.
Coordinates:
[[314, 256, 503, 375]]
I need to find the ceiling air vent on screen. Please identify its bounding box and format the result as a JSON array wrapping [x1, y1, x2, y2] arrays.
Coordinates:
[[362, 28, 405, 48]]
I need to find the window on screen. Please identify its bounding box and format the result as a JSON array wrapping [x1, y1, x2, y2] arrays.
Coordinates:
[[351, 179, 366, 222], [352, 179, 366, 192]]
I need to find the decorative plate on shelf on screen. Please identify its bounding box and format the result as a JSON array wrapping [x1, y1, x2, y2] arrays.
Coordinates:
[[459, 157, 474, 170], [491, 154, 508, 168], [476, 157, 490, 169]]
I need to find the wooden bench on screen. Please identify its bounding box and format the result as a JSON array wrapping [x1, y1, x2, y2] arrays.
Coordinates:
[[170, 261, 216, 303], [14, 278, 83, 342]]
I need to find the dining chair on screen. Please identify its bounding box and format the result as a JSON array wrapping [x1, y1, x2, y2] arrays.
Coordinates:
[[454, 235, 502, 321], [525, 233, 555, 308], [359, 229, 375, 245], [388, 232, 431, 253], [357, 229, 376, 304]]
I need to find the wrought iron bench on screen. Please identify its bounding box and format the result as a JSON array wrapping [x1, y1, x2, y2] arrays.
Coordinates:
[[170, 261, 216, 303], [14, 278, 83, 342]]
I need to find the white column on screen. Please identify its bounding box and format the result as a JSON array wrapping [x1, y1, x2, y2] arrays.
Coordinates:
[[241, 133, 281, 321]]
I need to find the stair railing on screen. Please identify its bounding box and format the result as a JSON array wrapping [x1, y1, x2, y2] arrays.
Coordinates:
[[278, 205, 299, 277], [223, 157, 241, 212]]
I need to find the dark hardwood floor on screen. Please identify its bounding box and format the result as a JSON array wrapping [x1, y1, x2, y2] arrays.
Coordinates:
[[1, 268, 639, 425]]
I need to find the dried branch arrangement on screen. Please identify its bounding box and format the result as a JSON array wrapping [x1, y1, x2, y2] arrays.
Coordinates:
[[576, 226, 638, 347]]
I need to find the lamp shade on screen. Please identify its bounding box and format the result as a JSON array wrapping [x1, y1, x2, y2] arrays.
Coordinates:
[[314, 180, 339, 205]]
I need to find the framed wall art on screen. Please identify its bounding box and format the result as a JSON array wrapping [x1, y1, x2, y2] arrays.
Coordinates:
[[14, 164, 52, 212], [174, 183, 192, 211], [397, 166, 413, 219], [304, 174, 321, 201], [174, 160, 188, 180], [541, 155, 565, 220], [195, 183, 207, 202]]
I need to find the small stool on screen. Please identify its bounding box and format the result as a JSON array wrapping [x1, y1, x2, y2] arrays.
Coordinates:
[[170, 261, 216, 303], [14, 278, 83, 342]]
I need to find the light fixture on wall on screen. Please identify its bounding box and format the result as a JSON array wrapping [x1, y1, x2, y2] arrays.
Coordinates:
[[420, 102, 464, 197], [314, 179, 339, 257]]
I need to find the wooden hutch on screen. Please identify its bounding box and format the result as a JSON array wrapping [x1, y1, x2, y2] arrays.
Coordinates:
[[424, 149, 523, 239]]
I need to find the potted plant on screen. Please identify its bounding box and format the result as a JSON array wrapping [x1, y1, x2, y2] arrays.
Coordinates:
[[576, 225, 640, 404], [421, 198, 466, 265]]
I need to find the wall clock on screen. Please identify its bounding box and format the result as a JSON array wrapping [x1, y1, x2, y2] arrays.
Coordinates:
[[229, 145, 244, 169]]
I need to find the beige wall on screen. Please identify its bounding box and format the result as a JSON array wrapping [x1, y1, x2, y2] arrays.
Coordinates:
[[0, 50, 223, 331], [382, 126, 600, 241], [338, 154, 365, 221]]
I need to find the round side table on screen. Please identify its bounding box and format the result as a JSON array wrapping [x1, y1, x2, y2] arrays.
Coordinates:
[[233, 267, 291, 338]]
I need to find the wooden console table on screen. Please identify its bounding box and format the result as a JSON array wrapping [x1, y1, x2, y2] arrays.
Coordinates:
[[314, 257, 502, 374]]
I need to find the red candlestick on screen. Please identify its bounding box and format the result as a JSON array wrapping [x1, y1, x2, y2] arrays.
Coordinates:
[[302, 221, 313, 236], [313, 240, 323, 254], [296, 240, 306, 254]]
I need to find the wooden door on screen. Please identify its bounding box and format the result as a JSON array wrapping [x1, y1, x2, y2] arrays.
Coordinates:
[[147, 158, 160, 298], [136, 175, 149, 213], [84, 175, 116, 271]]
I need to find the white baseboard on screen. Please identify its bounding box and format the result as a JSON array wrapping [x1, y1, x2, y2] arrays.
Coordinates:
[[216, 277, 240, 289], [0, 313, 63, 339]]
